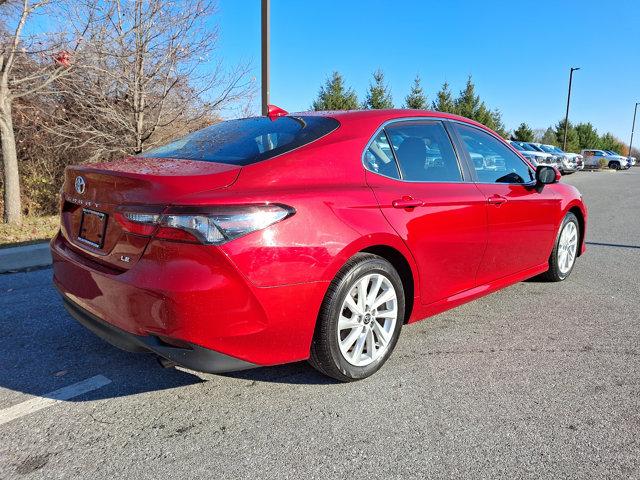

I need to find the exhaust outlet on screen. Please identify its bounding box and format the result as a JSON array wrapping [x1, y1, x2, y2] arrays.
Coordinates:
[[156, 356, 177, 369]]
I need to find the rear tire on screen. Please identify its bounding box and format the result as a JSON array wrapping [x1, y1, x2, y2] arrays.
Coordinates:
[[309, 253, 405, 382], [540, 212, 580, 282]]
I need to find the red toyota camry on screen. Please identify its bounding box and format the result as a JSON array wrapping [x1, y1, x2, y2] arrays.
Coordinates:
[[52, 108, 587, 381]]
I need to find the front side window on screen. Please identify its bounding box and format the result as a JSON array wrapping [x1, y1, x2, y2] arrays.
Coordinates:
[[384, 121, 462, 182], [141, 115, 339, 166], [455, 124, 534, 184], [363, 130, 400, 179]]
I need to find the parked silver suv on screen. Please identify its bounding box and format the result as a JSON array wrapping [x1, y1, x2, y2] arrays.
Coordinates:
[[581, 149, 631, 170]]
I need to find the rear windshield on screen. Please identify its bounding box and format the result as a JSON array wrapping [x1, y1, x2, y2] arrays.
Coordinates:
[[140, 115, 339, 166]]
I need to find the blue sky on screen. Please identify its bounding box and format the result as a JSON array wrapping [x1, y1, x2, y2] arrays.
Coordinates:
[[215, 0, 640, 141]]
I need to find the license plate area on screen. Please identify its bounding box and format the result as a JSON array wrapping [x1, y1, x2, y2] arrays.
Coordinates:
[[78, 208, 107, 249]]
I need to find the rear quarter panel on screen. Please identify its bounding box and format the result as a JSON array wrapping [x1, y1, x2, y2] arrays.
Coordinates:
[[180, 133, 421, 290]]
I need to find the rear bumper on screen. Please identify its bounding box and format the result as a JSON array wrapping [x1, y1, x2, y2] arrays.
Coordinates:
[[61, 295, 256, 373], [51, 232, 327, 367]]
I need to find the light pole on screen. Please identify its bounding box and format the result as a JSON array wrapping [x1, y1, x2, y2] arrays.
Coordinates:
[[261, 0, 270, 115], [563, 67, 580, 151], [629, 102, 639, 160]]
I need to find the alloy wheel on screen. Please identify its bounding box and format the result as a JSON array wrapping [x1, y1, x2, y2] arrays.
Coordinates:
[[337, 273, 398, 367], [558, 221, 578, 274]]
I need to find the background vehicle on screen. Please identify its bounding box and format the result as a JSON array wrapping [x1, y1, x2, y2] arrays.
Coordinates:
[[581, 149, 630, 169], [521, 142, 575, 174], [509, 141, 545, 166], [603, 150, 631, 169], [51, 109, 587, 382], [534, 143, 581, 173]]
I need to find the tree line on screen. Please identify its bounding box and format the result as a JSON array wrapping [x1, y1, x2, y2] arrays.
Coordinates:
[[312, 71, 507, 137], [312, 71, 633, 157]]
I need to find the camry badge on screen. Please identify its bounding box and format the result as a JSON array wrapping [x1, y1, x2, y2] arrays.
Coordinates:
[[75, 176, 86, 194]]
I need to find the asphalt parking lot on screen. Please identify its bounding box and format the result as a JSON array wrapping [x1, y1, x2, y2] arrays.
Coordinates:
[[1, 170, 639, 479]]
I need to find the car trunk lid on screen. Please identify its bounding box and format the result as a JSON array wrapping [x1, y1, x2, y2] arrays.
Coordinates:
[[60, 156, 241, 271]]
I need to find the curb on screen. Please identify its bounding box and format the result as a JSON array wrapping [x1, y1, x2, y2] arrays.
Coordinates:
[[0, 242, 52, 274]]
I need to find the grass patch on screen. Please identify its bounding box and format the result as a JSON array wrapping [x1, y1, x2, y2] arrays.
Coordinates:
[[0, 215, 59, 248]]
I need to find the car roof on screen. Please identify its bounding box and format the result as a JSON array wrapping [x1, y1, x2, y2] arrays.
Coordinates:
[[293, 108, 495, 135]]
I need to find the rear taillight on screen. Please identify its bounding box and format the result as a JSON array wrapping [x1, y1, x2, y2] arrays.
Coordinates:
[[115, 212, 159, 236], [119, 204, 294, 245]]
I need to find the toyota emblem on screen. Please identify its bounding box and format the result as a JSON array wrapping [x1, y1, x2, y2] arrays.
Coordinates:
[[75, 176, 86, 194]]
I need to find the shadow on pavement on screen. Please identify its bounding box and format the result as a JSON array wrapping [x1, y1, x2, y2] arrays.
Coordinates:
[[0, 269, 334, 404], [0, 314, 206, 402], [222, 362, 338, 385]]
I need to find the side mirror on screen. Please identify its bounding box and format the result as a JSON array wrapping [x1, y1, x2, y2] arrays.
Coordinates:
[[535, 165, 559, 191]]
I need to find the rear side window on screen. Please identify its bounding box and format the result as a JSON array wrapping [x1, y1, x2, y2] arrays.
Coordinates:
[[364, 130, 400, 179], [141, 116, 339, 166], [455, 123, 534, 184], [385, 121, 462, 182]]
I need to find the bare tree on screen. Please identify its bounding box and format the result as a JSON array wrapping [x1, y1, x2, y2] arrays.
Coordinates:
[[51, 0, 253, 162], [0, 0, 72, 224]]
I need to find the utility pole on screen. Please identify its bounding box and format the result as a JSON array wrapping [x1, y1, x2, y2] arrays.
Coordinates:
[[629, 102, 639, 160], [563, 67, 580, 151], [261, 0, 270, 115]]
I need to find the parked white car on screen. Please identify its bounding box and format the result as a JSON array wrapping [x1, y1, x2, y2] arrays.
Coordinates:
[[603, 150, 633, 168], [512, 141, 575, 174], [509, 141, 552, 166], [581, 149, 631, 170], [531, 143, 579, 173]]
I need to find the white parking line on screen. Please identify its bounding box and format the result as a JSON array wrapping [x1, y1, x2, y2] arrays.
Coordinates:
[[0, 375, 112, 426]]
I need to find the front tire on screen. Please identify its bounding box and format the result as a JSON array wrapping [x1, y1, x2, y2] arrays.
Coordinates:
[[309, 253, 405, 382], [540, 212, 580, 282], [609, 161, 621, 170]]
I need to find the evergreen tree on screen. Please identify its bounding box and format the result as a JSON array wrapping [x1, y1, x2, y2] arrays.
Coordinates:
[[513, 123, 535, 142], [451, 76, 507, 136], [363, 69, 394, 109], [480, 107, 507, 138], [455, 76, 481, 119], [490, 110, 508, 138], [598, 133, 624, 153], [403, 75, 427, 109], [541, 127, 557, 145], [431, 81, 456, 113], [575, 122, 600, 150], [474, 103, 493, 126], [553, 119, 579, 152], [312, 72, 359, 111]]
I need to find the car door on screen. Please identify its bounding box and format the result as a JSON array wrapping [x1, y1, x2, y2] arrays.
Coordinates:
[[451, 122, 562, 285], [364, 119, 488, 305]]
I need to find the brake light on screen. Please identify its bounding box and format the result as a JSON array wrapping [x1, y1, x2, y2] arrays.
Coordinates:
[[115, 212, 159, 236], [120, 204, 295, 245]]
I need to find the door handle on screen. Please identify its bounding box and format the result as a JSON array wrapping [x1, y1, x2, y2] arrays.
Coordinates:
[[392, 196, 424, 209], [487, 194, 508, 206]]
